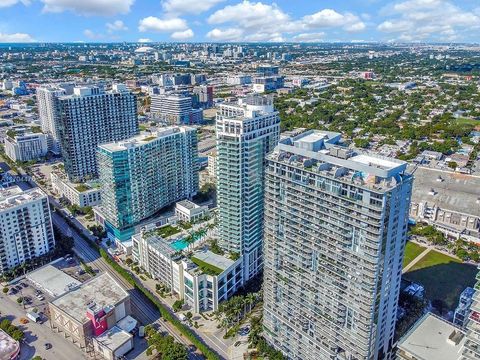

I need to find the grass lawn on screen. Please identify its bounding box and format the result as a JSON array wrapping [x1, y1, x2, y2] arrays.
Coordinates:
[[404, 250, 477, 310], [455, 117, 480, 126], [403, 241, 426, 268]]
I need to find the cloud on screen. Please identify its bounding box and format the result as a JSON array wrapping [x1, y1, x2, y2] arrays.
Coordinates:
[[207, 1, 366, 42], [206, 28, 244, 41], [138, 38, 152, 43], [40, 0, 134, 16], [292, 32, 325, 42], [106, 20, 127, 32], [171, 28, 194, 40], [0, 32, 35, 42], [138, 16, 188, 32], [302, 9, 366, 32], [83, 29, 103, 39], [378, 0, 479, 41], [162, 0, 224, 15], [0, 0, 30, 7]]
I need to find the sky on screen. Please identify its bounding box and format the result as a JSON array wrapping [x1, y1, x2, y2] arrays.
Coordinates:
[[0, 0, 479, 43]]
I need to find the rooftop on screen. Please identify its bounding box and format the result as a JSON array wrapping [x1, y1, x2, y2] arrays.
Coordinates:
[[274, 130, 408, 184], [27, 261, 81, 297], [410, 166, 480, 217], [51, 273, 129, 324], [94, 326, 132, 351], [98, 126, 194, 152], [0, 186, 47, 211], [397, 313, 465, 360], [0, 330, 19, 359], [191, 249, 235, 273]]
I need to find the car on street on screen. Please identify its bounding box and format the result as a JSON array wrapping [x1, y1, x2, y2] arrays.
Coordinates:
[[44, 343, 52, 350]]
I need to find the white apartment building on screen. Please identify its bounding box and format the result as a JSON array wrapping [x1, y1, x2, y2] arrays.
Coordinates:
[[216, 95, 280, 281], [262, 130, 413, 360], [175, 200, 209, 223], [132, 227, 243, 313], [150, 93, 203, 125], [4, 131, 48, 162], [56, 84, 139, 182], [0, 186, 55, 274], [207, 152, 217, 180], [36, 83, 74, 154], [50, 171, 101, 207]]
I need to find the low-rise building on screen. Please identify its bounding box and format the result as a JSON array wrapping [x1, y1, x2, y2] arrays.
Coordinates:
[[397, 313, 465, 360], [175, 200, 209, 223], [93, 325, 133, 360], [132, 225, 242, 313], [51, 170, 101, 207], [49, 273, 132, 354], [4, 129, 48, 162]]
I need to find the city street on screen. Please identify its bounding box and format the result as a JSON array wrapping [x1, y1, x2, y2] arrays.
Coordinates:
[[0, 291, 85, 360]]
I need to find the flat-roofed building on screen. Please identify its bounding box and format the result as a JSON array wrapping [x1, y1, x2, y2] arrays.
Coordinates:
[[175, 200, 209, 223], [132, 226, 242, 313], [56, 84, 139, 182], [0, 186, 54, 275], [397, 313, 464, 360], [93, 325, 133, 360], [262, 130, 413, 360], [49, 273, 131, 352], [4, 129, 48, 162], [50, 170, 101, 207], [216, 94, 280, 281], [97, 126, 198, 243]]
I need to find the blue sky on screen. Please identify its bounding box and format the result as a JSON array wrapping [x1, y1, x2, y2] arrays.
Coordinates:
[[0, 0, 479, 43]]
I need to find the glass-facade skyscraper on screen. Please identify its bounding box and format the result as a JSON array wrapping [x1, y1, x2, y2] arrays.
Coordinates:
[[97, 126, 198, 242]]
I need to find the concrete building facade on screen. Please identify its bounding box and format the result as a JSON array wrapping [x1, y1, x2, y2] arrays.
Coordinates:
[[4, 131, 48, 162], [216, 95, 280, 281], [56, 84, 139, 182], [262, 130, 413, 360], [0, 186, 55, 275]]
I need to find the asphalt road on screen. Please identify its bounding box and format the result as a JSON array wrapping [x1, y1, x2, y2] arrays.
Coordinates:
[[0, 292, 85, 360], [52, 212, 206, 360]]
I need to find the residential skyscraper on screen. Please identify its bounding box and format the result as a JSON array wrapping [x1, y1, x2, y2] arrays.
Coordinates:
[[56, 84, 138, 182], [36, 83, 74, 154], [216, 95, 280, 281], [262, 130, 413, 360], [97, 127, 198, 242], [0, 186, 55, 275]]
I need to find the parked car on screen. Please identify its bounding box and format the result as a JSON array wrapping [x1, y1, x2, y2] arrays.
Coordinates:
[[44, 343, 52, 350]]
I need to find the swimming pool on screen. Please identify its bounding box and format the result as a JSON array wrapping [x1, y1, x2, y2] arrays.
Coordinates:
[[170, 231, 206, 251]]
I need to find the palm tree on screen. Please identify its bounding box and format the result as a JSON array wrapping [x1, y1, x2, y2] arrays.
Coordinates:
[[246, 293, 256, 313]]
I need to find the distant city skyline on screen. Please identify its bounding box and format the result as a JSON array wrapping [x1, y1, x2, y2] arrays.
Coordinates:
[[0, 0, 479, 44]]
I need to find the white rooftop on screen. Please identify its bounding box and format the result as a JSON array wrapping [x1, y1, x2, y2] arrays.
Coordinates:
[[192, 250, 235, 271], [98, 126, 194, 152], [94, 325, 132, 351], [0, 186, 47, 211], [51, 273, 129, 324], [350, 154, 402, 171], [27, 261, 81, 297], [397, 313, 465, 360]]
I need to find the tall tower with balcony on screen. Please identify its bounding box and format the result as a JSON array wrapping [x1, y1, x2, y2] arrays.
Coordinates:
[[262, 130, 413, 360], [215, 95, 280, 281]]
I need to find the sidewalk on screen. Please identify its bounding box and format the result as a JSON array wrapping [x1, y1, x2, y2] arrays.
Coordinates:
[[121, 260, 242, 359]]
